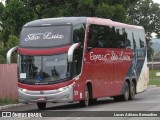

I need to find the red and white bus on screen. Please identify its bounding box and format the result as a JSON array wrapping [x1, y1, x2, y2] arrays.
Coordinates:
[[7, 17, 149, 109]]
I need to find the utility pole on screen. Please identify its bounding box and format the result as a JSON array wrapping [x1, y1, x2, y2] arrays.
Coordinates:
[[151, 54, 154, 81]]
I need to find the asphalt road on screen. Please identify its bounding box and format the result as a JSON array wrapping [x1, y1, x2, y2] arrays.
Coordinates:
[[1, 85, 160, 120]]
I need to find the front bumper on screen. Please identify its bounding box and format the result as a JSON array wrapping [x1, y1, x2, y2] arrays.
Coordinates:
[[18, 83, 74, 103]]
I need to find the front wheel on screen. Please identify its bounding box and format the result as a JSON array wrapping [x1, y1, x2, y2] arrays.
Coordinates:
[[37, 102, 46, 110], [79, 86, 89, 107]]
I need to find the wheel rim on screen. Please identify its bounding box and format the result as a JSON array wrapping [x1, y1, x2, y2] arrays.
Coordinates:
[[85, 88, 89, 106], [131, 84, 135, 97], [125, 85, 129, 100]]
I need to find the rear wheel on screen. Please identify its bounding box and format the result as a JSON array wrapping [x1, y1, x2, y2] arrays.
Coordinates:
[[80, 86, 89, 107], [114, 81, 129, 101], [121, 81, 129, 101], [90, 98, 97, 104], [113, 96, 121, 101], [129, 81, 136, 100], [37, 102, 46, 110]]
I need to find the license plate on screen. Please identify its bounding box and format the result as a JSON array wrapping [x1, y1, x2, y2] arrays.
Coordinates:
[[38, 97, 47, 101]]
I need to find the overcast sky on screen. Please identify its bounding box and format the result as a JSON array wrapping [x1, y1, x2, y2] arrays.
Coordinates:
[[153, 0, 160, 4]]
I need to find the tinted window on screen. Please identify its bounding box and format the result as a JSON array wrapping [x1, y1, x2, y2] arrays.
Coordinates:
[[20, 25, 71, 48], [106, 27, 130, 48], [88, 24, 142, 49], [88, 25, 98, 48], [88, 25, 111, 48], [132, 32, 136, 49], [72, 24, 86, 77], [111, 27, 126, 48], [125, 28, 133, 49], [73, 24, 86, 44], [139, 30, 145, 48], [96, 26, 109, 48], [132, 30, 140, 49]]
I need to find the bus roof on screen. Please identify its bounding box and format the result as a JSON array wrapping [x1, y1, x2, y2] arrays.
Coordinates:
[[87, 17, 144, 30], [24, 17, 87, 27], [23, 17, 144, 30]]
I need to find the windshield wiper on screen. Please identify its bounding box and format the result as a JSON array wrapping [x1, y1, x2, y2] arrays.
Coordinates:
[[18, 78, 27, 83]]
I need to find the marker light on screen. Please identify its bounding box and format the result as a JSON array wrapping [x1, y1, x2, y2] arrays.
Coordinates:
[[22, 89, 27, 93]]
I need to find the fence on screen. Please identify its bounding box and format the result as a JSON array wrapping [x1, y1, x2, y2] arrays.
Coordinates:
[[0, 64, 18, 100]]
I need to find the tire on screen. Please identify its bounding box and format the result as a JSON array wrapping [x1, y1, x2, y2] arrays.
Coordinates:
[[79, 86, 90, 107], [113, 96, 122, 101], [129, 81, 136, 100], [113, 82, 130, 102], [90, 98, 97, 104], [121, 81, 130, 101], [37, 102, 46, 110]]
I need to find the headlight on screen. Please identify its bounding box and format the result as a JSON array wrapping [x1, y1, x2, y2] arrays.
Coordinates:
[[22, 89, 27, 92], [58, 87, 65, 92], [57, 84, 73, 92], [19, 88, 28, 93], [58, 87, 68, 92]]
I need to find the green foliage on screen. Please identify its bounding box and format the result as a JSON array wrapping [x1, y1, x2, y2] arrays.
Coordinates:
[[95, 3, 115, 18], [0, 0, 138, 63], [128, 0, 160, 38], [112, 4, 126, 22], [7, 35, 18, 48], [0, 42, 7, 63], [0, 99, 17, 106], [149, 69, 160, 86], [0, 0, 37, 63], [128, 0, 160, 60]]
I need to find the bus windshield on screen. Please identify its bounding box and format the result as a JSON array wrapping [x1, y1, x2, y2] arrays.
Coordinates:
[[18, 53, 69, 85], [20, 25, 71, 48]]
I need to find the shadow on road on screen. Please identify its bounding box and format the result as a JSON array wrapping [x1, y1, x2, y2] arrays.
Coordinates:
[[43, 98, 117, 111], [27, 97, 141, 112]]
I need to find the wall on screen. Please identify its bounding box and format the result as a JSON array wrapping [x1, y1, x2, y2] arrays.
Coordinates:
[[0, 64, 18, 100]]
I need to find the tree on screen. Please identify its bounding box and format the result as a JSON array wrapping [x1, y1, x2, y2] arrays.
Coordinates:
[[127, 0, 160, 60], [0, 0, 36, 63], [0, 0, 138, 63]]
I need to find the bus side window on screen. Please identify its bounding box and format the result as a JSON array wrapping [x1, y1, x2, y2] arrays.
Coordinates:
[[132, 32, 136, 49], [107, 27, 115, 48], [72, 24, 85, 77], [73, 24, 85, 45], [88, 25, 98, 49], [111, 27, 126, 48], [125, 28, 133, 49], [132, 30, 140, 49], [88, 25, 110, 49], [139, 30, 145, 48], [96, 26, 108, 48]]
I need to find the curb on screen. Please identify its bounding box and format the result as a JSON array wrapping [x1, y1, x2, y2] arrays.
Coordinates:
[[0, 103, 25, 110]]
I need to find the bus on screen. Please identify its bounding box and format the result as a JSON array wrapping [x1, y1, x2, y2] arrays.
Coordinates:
[[7, 17, 149, 109]]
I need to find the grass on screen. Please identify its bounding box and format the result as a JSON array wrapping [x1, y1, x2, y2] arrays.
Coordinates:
[[149, 69, 160, 86], [0, 99, 17, 106]]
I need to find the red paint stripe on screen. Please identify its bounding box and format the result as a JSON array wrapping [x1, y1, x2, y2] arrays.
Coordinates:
[[18, 80, 74, 90], [18, 45, 70, 55]]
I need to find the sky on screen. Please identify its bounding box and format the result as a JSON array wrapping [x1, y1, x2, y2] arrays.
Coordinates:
[[153, 0, 160, 4]]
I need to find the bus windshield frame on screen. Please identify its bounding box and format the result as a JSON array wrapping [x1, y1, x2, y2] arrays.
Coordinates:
[[18, 53, 70, 85]]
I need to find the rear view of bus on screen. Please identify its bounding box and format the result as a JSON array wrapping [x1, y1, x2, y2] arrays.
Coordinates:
[[7, 17, 149, 109]]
